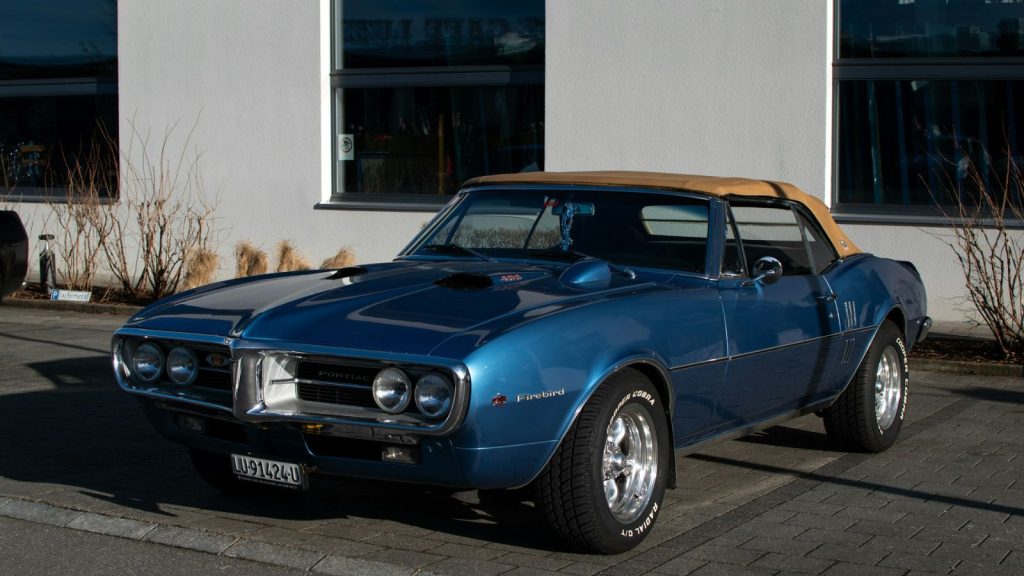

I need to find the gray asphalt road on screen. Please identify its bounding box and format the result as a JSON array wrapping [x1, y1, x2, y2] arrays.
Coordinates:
[[0, 515, 308, 576]]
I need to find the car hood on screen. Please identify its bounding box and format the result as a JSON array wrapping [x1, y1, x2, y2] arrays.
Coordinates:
[[125, 260, 653, 356]]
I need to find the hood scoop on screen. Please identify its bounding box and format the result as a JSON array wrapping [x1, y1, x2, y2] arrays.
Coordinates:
[[559, 259, 613, 287], [435, 272, 493, 290], [327, 266, 368, 280], [434, 269, 550, 290]]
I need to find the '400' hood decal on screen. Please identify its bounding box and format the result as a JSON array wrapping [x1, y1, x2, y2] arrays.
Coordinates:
[[125, 261, 651, 356]]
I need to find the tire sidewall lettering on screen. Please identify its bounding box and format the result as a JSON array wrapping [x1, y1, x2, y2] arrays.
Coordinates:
[[608, 386, 662, 540]]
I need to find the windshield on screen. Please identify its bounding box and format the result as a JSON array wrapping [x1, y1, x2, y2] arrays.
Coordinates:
[[408, 188, 710, 274]]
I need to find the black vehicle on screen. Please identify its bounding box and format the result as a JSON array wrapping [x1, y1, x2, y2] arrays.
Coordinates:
[[0, 211, 28, 299]]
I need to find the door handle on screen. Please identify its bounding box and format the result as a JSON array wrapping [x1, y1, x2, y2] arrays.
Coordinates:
[[817, 293, 839, 304]]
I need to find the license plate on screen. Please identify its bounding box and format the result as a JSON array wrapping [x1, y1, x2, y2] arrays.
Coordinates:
[[231, 454, 304, 488]]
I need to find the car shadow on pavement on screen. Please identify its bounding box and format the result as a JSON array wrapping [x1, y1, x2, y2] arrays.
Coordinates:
[[952, 385, 1024, 405], [1, 355, 556, 550]]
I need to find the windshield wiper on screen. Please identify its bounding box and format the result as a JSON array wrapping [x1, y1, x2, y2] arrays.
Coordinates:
[[422, 244, 495, 262], [526, 249, 636, 279]]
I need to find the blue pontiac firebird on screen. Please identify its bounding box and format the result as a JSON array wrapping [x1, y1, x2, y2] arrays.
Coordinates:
[[113, 172, 930, 553]]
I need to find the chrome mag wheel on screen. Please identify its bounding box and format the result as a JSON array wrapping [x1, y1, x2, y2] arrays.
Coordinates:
[[874, 346, 902, 431], [602, 404, 658, 523]]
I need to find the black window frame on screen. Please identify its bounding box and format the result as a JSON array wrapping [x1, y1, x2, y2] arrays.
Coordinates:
[[832, 0, 1024, 227], [324, 0, 544, 211]]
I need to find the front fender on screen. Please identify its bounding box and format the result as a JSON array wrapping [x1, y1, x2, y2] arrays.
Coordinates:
[[444, 286, 724, 488]]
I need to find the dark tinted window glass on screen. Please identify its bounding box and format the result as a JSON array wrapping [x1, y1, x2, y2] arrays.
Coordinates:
[[837, 79, 1023, 208], [341, 0, 544, 68], [341, 84, 543, 196], [721, 207, 745, 277], [731, 204, 813, 276], [839, 0, 1024, 59], [0, 0, 117, 195], [413, 190, 710, 273], [796, 210, 837, 275]]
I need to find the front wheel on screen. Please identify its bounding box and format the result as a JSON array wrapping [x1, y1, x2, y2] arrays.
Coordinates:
[[823, 321, 909, 452], [535, 368, 669, 553]]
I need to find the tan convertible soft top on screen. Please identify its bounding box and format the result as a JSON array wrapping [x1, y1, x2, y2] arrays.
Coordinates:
[[465, 171, 861, 256]]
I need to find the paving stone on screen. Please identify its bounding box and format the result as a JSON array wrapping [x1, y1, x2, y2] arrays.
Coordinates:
[[142, 524, 237, 554], [0, 499, 83, 527], [682, 543, 765, 566], [65, 512, 156, 540], [685, 561, 776, 576], [751, 551, 835, 574], [312, 554, 415, 576], [426, 557, 515, 576], [224, 539, 325, 570], [821, 562, 908, 576], [808, 543, 889, 565]]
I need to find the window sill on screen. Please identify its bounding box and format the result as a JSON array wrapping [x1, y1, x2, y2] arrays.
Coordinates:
[[832, 206, 1024, 229], [315, 197, 449, 212]]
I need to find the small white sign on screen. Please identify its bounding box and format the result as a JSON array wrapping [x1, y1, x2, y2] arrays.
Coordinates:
[[50, 289, 92, 303], [338, 133, 354, 161]]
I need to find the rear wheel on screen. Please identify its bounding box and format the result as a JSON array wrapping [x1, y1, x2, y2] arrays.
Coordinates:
[[823, 321, 908, 452], [535, 369, 669, 553]]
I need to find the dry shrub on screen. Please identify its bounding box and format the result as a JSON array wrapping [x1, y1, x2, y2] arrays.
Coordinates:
[[235, 241, 268, 277], [181, 248, 219, 291], [935, 146, 1024, 363], [320, 247, 356, 269], [44, 136, 119, 291], [106, 117, 220, 299], [275, 240, 311, 272]]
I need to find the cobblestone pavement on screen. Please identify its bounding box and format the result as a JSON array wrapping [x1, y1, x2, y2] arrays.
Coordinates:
[[0, 306, 1021, 575]]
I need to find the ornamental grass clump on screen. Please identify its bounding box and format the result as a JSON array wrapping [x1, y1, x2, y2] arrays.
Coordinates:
[[234, 241, 268, 277], [320, 247, 356, 269], [181, 248, 219, 291], [274, 239, 311, 273]]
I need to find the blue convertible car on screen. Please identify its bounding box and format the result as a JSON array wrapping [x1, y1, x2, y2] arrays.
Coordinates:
[[113, 172, 930, 553]]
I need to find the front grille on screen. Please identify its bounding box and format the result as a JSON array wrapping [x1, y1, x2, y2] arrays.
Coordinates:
[[295, 360, 376, 407], [191, 344, 233, 391], [297, 382, 375, 407]]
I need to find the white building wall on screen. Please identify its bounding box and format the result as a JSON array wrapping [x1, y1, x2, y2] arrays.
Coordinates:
[[546, 0, 981, 326], [0, 0, 977, 326], [116, 0, 435, 273]]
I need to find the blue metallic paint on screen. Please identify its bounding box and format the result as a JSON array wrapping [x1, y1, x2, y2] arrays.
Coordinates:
[[114, 184, 930, 492]]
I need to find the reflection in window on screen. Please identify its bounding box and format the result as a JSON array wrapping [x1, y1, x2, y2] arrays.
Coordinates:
[[839, 0, 1024, 59], [838, 79, 1023, 207], [341, 0, 544, 68], [341, 85, 543, 196], [332, 0, 544, 202], [835, 1, 1024, 213], [0, 0, 117, 196]]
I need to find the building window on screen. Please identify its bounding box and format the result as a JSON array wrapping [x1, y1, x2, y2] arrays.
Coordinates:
[[834, 0, 1024, 216], [0, 0, 117, 199], [331, 0, 544, 207]]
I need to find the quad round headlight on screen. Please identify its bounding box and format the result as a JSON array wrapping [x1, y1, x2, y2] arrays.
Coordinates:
[[132, 342, 164, 384], [166, 346, 199, 386], [415, 373, 453, 419], [373, 368, 411, 413]]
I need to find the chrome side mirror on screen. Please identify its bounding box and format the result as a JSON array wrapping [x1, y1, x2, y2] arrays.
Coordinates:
[[743, 256, 783, 286]]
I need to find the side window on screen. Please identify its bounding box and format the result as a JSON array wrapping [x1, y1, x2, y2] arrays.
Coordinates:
[[795, 210, 838, 275], [721, 207, 745, 277], [729, 203, 814, 276]]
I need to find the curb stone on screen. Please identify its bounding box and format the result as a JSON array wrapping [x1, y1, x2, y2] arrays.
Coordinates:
[[1, 296, 142, 316], [0, 498, 427, 575]]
